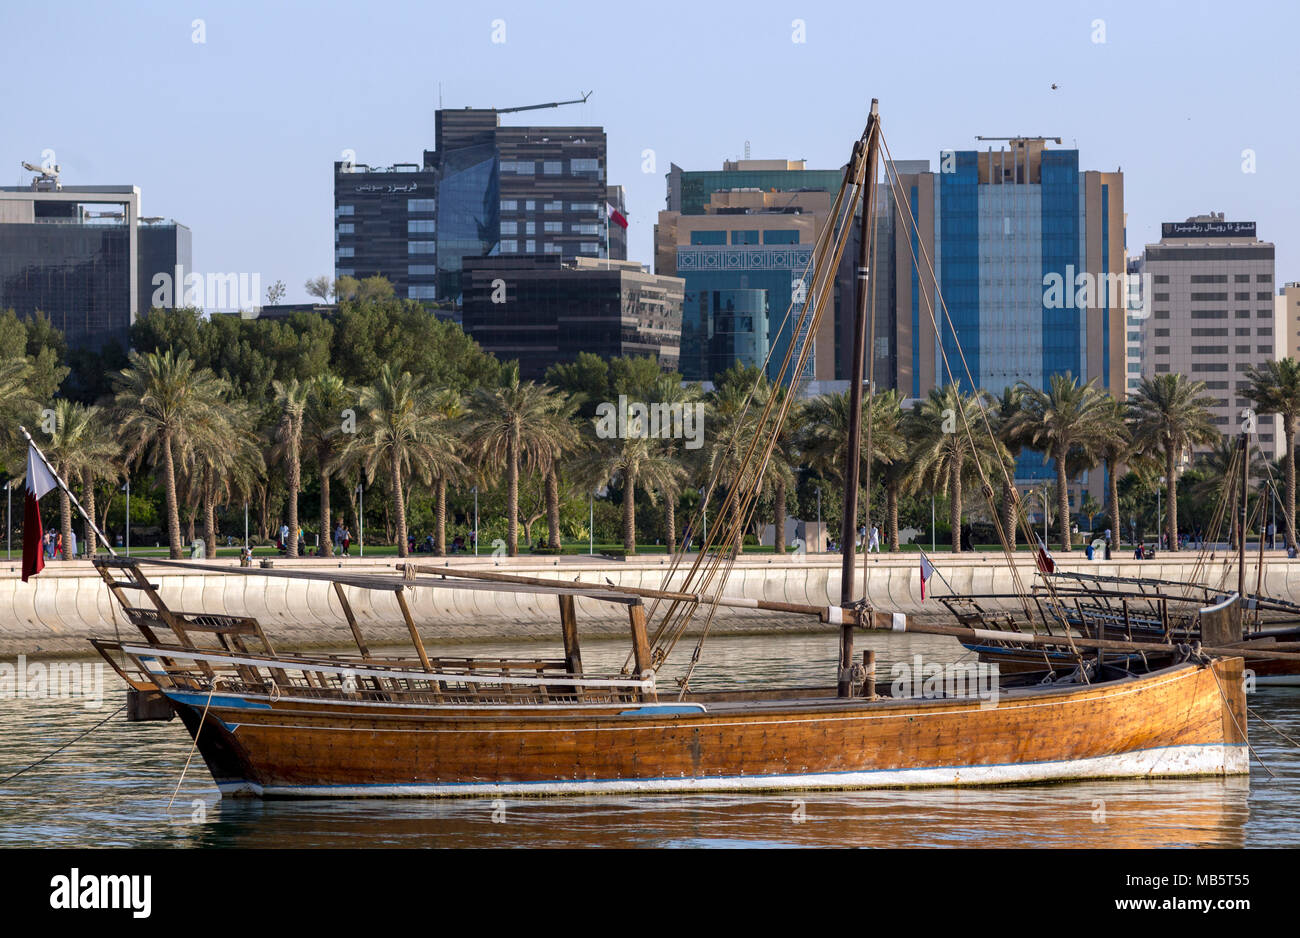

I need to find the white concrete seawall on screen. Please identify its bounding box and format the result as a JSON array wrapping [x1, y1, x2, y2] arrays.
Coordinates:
[[2, 552, 1297, 655]]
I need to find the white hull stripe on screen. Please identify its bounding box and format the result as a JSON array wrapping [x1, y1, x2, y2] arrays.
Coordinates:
[[215, 744, 1248, 798]]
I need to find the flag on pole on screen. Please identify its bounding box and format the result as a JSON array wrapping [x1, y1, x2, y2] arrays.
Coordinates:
[[22, 440, 58, 582], [606, 202, 628, 230], [919, 553, 936, 601], [1035, 536, 1056, 575]]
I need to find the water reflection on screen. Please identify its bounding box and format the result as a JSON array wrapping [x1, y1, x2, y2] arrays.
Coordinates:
[[2, 633, 1297, 848]]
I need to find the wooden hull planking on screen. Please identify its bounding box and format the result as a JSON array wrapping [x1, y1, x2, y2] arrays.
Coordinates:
[[164, 658, 1248, 799]]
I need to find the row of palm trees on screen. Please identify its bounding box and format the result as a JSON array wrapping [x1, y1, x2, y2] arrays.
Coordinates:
[[6, 344, 1300, 559]]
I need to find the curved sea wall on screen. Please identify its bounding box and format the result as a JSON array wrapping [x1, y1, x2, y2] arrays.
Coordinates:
[[1, 553, 1297, 655]]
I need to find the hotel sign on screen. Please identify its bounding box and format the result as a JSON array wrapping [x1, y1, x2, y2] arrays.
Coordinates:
[[1162, 220, 1255, 238]]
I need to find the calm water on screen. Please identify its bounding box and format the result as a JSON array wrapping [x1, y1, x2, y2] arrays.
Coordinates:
[[2, 631, 1298, 848]]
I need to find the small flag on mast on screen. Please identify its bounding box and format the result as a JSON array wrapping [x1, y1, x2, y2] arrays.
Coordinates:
[[22, 440, 58, 582], [606, 202, 628, 230], [919, 553, 935, 601], [1035, 536, 1056, 575]]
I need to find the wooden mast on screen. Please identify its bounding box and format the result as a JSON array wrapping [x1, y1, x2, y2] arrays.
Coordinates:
[[1239, 432, 1248, 603], [838, 99, 880, 697]]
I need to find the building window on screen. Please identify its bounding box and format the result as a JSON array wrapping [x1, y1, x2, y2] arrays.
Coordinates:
[[336, 247, 354, 258], [1235, 309, 1251, 318], [499, 239, 518, 253], [525, 221, 536, 235], [408, 241, 435, 254], [543, 201, 563, 212], [1191, 292, 1228, 301], [543, 243, 561, 254], [408, 264, 437, 275], [570, 201, 599, 212], [580, 242, 600, 253], [526, 200, 536, 211], [690, 231, 726, 246], [408, 199, 435, 213], [500, 221, 518, 235], [336, 268, 354, 276], [1190, 310, 1227, 319], [544, 221, 563, 233], [502, 161, 534, 175], [1155, 328, 1170, 336], [1191, 274, 1227, 283], [1258, 273, 1273, 282], [1258, 326, 1273, 336], [1235, 274, 1250, 282], [570, 159, 599, 175], [336, 223, 354, 235], [408, 285, 437, 299], [572, 223, 599, 235], [1236, 345, 1251, 354], [1259, 345, 1274, 354], [408, 220, 436, 233], [500, 200, 518, 212], [1259, 309, 1272, 317], [1190, 328, 1227, 336], [1192, 345, 1228, 353], [336, 205, 354, 217], [731, 230, 760, 245], [763, 230, 800, 245], [1154, 274, 1170, 283], [1153, 292, 1170, 301], [1237, 327, 1251, 336], [525, 240, 536, 252], [543, 161, 564, 175]]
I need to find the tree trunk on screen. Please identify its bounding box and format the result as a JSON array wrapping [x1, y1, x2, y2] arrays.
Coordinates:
[[434, 476, 447, 555], [286, 442, 300, 558], [886, 481, 900, 551], [319, 448, 333, 558], [1166, 448, 1178, 551], [773, 479, 787, 554], [1286, 417, 1297, 550], [622, 473, 637, 554], [204, 467, 218, 559], [59, 475, 72, 560], [545, 467, 561, 550], [1056, 456, 1072, 552], [391, 457, 407, 557], [82, 469, 98, 556], [161, 433, 183, 559], [257, 484, 269, 542], [185, 509, 195, 547], [506, 430, 519, 557], [950, 465, 962, 553], [1108, 458, 1122, 552], [1001, 478, 1017, 551], [664, 493, 676, 554]]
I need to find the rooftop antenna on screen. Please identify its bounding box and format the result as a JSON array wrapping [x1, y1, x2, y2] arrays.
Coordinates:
[[974, 136, 1063, 145], [744, 140, 751, 159]]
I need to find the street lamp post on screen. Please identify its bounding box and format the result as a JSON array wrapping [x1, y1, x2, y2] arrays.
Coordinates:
[[6, 481, 10, 560], [589, 490, 594, 556], [816, 487, 821, 553], [472, 486, 479, 557], [124, 479, 131, 557], [356, 482, 364, 557]]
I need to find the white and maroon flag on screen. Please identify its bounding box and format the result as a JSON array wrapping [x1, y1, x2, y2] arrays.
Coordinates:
[[21, 440, 58, 582], [606, 202, 628, 230], [1035, 536, 1056, 575], [919, 553, 936, 601]]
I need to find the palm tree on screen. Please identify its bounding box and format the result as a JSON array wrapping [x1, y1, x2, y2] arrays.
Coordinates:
[[191, 398, 262, 558], [465, 364, 567, 556], [1018, 373, 1112, 551], [905, 384, 1004, 552], [700, 373, 763, 553], [648, 375, 700, 554], [37, 400, 118, 559], [113, 349, 229, 559], [1191, 437, 1268, 549], [1096, 395, 1131, 553], [1244, 358, 1300, 549], [1127, 373, 1220, 552], [991, 386, 1032, 549], [355, 364, 453, 558], [762, 384, 805, 554], [540, 394, 583, 551], [582, 398, 686, 554], [271, 379, 308, 558], [302, 374, 355, 558], [428, 389, 469, 555]]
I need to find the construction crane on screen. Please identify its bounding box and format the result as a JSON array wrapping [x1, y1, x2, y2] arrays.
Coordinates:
[[974, 136, 1062, 144], [21, 160, 61, 190], [495, 91, 592, 114]]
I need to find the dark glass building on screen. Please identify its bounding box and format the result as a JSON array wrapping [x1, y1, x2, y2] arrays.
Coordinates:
[[0, 181, 190, 351], [461, 256, 682, 380], [335, 103, 624, 307]]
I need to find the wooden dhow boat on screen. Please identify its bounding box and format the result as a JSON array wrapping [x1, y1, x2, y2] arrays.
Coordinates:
[[29, 100, 1263, 797]]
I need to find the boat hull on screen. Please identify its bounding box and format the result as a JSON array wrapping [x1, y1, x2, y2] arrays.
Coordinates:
[[165, 658, 1249, 798]]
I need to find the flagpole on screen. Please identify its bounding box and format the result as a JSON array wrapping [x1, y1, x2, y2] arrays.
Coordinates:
[[18, 425, 118, 558], [915, 544, 956, 596]]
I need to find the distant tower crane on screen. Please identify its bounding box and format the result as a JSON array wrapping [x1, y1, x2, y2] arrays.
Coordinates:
[[21, 160, 61, 191]]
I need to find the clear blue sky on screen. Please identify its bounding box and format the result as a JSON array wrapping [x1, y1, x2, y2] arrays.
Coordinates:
[[3, 0, 1297, 306]]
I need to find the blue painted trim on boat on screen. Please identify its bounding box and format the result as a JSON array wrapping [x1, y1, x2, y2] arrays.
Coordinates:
[[617, 705, 705, 716], [166, 690, 271, 710]]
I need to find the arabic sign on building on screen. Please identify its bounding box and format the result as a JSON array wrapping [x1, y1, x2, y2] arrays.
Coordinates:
[[1161, 220, 1255, 238], [354, 183, 420, 194]]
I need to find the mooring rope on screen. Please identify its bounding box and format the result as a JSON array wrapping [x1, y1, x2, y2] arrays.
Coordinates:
[[0, 705, 127, 784]]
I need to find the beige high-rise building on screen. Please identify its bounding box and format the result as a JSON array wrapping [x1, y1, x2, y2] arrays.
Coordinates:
[[1139, 214, 1281, 458], [1277, 282, 1300, 360]]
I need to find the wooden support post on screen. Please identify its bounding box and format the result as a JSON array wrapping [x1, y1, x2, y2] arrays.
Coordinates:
[[333, 580, 371, 657], [394, 589, 432, 672], [627, 601, 655, 702], [558, 594, 583, 676], [861, 649, 876, 698]]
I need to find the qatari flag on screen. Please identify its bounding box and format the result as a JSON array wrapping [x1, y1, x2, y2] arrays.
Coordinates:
[[22, 441, 58, 582], [606, 202, 628, 230]]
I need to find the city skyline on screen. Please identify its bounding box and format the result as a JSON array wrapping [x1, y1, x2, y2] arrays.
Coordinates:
[[2, 0, 1297, 308]]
